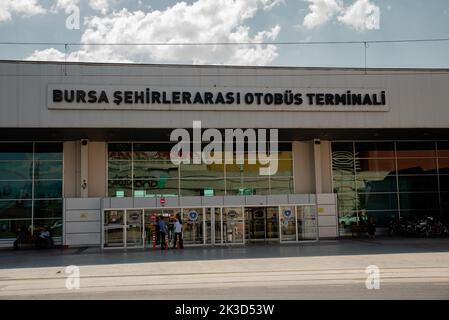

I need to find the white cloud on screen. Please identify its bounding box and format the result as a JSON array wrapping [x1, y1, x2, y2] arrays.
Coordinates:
[[26, 0, 283, 65], [27, 48, 67, 61], [88, 0, 114, 15], [301, 0, 380, 31], [338, 0, 380, 31], [0, 0, 46, 23], [303, 0, 343, 29]]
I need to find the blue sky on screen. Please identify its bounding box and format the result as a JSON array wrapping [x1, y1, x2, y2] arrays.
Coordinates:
[[0, 0, 448, 68]]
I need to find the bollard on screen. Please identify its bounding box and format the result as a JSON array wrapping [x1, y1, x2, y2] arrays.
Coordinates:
[[152, 231, 156, 251], [176, 233, 180, 249], [165, 234, 168, 251]]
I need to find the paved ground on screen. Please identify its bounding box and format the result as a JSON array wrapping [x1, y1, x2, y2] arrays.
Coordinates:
[[1, 238, 449, 299]]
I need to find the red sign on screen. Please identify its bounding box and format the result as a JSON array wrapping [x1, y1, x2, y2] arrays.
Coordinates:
[[160, 198, 166, 206], [150, 213, 157, 222]]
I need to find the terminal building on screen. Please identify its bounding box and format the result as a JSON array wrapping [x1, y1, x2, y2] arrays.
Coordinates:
[[0, 60, 448, 248]]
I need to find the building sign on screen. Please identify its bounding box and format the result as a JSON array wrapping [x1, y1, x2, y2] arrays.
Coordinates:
[[47, 85, 389, 112]]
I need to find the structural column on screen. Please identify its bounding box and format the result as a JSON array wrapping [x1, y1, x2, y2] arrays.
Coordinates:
[[80, 140, 89, 197]]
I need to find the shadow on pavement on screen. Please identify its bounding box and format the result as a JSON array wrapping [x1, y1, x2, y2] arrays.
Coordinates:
[[0, 237, 448, 269]]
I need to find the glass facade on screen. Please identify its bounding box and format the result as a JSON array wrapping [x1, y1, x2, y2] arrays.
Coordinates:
[[332, 141, 449, 233], [0, 143, 63, 239], [107, 142, 293, 197]]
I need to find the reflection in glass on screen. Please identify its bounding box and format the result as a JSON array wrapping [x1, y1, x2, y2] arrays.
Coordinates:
[[0, 161, 33, 180], [108, 143, 132, 160], [358, 193, 398, 211], [396, 142, 436, 158], [0, 143, 33, 160], [280, 206, 296, 241], [104, 210, 124, 247], [222, 207, 244, 243], [398, 175, 439, 192], [107, 180, 132, 197], [126, 210, 143, 247], [397, 158, 437, 174], [34, 161, 63, 180], [297, 206, 317, 240], [34, 200, 63, 218], [182, 208, 203, 245], [0, 219, 32, 239], [399, 193, 439, 210], [355, 142, 395, 158], [0, 181, 32, 199], [0, 200, 32, 219], [34, 143, 63, 160], [108, 161, 132, 179], [34, 180, 63, 199]]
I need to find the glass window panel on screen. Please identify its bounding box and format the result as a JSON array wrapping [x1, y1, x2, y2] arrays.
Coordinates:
[[225, 162, 267, 177], [365, 210, 398, 228], [226, 177, 269, 195], [278, 143, 293, 152], [223, 207, 244, 220], [441, 192, 449, 213], [134, 179, 179, 196], [269, 160, 293, 177], [0, 161, 33, 180], [0, 143, 33, 160], [279, 206, 296, 241], [34, 143, 63, 160], [108, 161, 132, 179], [180, 164, 223, 179], [332, 158, 355, 175], [439, 175, 449, 192], [336, 193, 358, 212], [358, 193, 398, 211], [397, 158, 437, 174], [398, 175, 439, 192], [0, 219, 32, 239], [108, 143, 132, 160], [180, 178, 225, 196], [399, 193, 439, 210], [0, 181, 32, 199], [34, 161, 63, 179], [0, 200, 32, 219], [333, 175, 355, 194], [437, 141, 449, 158], [108, 180, 132, 197], [338, 211, 362, 228], [34, 180, 62, 199], [297, 206, 317, 240], [134, 161, 179, 179], [34, 200, 63, 219], [357, 158, 396, 173], [270, 177, 294, 194], [133, 150, 172, 161], [438, 158, 449, 174], [356, 175, 397, 193], [34, 219, 63, 237], [400, 210, 441, 221], [396, 142, 436, 158], [355, 142, 395, 158], [182, 208, 203, 245], [331, 142, 354, 153], [278, 151, 293, 160]]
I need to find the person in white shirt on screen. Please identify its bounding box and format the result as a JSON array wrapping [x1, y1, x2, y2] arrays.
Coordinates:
[[173, 214, 184, 249]]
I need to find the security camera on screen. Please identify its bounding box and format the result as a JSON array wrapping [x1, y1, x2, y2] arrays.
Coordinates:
[[81, 139, 88, 146], [314, 139, 321, 145]]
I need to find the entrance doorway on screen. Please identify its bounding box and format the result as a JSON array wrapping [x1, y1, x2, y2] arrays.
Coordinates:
[[245, 207, 279, 242]]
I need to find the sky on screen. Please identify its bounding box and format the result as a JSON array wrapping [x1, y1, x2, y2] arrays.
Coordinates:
[[0, 0, 448, 68]]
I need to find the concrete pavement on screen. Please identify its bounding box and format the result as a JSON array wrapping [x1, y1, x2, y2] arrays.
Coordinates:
[[1, 238, 449, 299]]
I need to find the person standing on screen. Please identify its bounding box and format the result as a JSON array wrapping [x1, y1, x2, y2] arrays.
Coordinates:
[[173, 214, 184, 249], [158, 216, 168, 250]]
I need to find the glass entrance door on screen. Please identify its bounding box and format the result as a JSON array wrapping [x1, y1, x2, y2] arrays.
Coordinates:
[[104, 210, 125, 248], [126, 209, 143, 247], [245, 207, 279, 242]]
